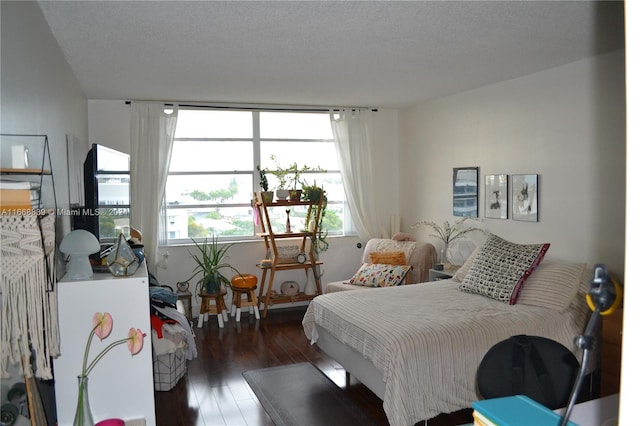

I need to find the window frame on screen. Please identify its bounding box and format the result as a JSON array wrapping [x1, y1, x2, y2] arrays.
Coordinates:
[[164, 108, 349, 245]]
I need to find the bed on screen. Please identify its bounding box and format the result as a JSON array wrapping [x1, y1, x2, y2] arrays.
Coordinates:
[[302, 234, 592, 426]]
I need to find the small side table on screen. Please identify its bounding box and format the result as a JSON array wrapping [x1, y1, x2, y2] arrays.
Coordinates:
[[176, 290, 193, 319], [428, 266, 460, 282]]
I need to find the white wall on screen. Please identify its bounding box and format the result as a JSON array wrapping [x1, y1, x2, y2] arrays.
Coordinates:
[[1, 1, 88, 236], [399, 50, 626, 279], [0, 0, 88, 419], [620, 2, 639, 423]]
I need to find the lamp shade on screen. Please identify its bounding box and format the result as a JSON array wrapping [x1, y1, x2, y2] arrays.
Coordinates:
[[59, 229, 100, 280]]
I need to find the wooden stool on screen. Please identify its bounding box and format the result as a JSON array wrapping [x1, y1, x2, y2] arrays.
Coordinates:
[[197, 289, 229, 328], [230, 274, 260, 321]]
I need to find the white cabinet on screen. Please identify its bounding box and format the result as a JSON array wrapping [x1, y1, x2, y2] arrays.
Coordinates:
[[54, 263, 155, 425]]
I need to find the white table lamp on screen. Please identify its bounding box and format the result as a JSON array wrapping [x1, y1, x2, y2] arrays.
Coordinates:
[[59, 229, 100, 279]]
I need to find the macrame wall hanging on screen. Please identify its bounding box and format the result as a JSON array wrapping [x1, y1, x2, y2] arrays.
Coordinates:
[[1, 212, 60, 380]]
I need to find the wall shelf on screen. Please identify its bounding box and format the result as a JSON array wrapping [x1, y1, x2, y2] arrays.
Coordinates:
[[0, 134, 57, 212]]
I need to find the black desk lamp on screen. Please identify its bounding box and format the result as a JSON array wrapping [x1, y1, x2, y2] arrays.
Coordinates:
[[560, 264, 622, 426]]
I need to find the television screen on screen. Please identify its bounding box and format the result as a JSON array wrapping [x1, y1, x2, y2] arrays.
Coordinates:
[[73, 144, 130, 244]]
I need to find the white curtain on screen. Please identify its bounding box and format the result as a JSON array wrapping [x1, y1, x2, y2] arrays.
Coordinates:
[[130, 102, 178, 275], [330, 109, 382, 240]]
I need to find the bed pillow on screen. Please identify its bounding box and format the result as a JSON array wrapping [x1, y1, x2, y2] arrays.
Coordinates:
[[458, 234, 550, 304], [369, 251, 407, 266], [349, 263, 412, 287], [451, 245, 481, 283], [517, 259, 586, 311]]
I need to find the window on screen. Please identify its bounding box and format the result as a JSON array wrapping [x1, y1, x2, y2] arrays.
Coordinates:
[[165, 108, 351, 243]]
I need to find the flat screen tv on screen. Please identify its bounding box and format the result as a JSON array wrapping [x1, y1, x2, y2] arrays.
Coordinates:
[[72, 144, 130, 245]]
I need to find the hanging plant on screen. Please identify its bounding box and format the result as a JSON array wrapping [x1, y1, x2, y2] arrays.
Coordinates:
[[304, 188, 329, 253]]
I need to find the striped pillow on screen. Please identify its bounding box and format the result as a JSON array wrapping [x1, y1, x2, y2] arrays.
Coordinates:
[[517, 259, 586, 311]]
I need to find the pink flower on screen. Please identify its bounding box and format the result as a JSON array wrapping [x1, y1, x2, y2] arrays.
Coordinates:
[[127, 328, 145, 355], [92, 312, 113, 340], [81, 312, 146, 377]]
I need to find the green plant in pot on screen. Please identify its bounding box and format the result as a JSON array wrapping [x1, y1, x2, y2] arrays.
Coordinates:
[[287, 162, 309, 201], [269, 155, 292, 200], [188, 234, 241, 295], [302, 181, 324, 203], [256, 165, 274, 203]]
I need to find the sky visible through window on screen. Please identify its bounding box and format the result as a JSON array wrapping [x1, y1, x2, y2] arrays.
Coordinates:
[[165, 109, 346, 241]]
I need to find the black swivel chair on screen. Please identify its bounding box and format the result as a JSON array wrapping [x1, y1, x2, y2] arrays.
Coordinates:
[[476, 335, 579, 410]]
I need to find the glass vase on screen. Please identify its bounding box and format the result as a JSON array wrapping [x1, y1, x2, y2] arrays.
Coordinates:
[[441, 242, 449, 266], [73, 375, 94, 426]]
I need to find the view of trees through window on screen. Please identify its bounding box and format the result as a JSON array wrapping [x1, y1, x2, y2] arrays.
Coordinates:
[[165, 109, 349, 242]]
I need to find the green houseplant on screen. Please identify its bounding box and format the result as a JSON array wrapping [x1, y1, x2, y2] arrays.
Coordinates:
[[269, 155, 292, 200], [287, 162, 309, 201], [188, 234, 241, 295], [256, 165, 274, 203]]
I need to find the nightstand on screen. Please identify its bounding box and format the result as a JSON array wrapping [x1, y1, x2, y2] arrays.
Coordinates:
[[428, 266, 460, 281], [600, 307, 623, 396]]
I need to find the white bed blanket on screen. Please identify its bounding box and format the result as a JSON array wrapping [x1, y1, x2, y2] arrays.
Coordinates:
[[302, 280, 589, 426]]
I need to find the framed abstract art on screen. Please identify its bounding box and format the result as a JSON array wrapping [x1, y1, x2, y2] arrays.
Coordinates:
[[453, 167, 479, 217], [485, 174, 508, 219], [512, 174, 539, 221]]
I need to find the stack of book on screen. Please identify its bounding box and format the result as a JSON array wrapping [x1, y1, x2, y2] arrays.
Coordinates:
[[0, 181, 39, 213], [472, 395, 577, 426]]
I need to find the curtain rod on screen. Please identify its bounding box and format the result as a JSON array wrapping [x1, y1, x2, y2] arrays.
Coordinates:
[[124, 100, 377, 112]]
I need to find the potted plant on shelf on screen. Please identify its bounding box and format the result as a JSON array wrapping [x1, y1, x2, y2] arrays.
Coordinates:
[[288, 162, 309, 201], [256, 165, 274, 203], [188, 234, 241, 296], [269, 155, 292, 201], [301, 181, 324, 203]]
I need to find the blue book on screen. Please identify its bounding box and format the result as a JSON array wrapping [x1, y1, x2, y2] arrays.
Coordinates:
[[472, 395, 578, 426]]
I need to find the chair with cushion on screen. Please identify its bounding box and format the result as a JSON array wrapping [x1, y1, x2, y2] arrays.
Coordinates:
[[230, 274, 260, 321], [325, 237, 437, 293], [476, 334, 579, 410]]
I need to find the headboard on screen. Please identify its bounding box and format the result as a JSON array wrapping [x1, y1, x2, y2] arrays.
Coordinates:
[[362, 238, 437, 284]]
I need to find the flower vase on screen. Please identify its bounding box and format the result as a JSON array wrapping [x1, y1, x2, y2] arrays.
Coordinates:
[[73, 375, 94, 426], [441, 243, 450, 268]]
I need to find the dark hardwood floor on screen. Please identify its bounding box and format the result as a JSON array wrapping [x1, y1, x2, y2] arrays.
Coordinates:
[[153, 307, 473, 426]]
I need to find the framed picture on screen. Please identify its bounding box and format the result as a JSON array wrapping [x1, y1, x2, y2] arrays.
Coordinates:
[[512, 174, 539, 222], [453, 167, 479, 217], [485, 174, 508, 219]]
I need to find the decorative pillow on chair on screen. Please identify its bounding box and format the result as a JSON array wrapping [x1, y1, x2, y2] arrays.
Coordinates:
[[349, 263, 412, 287], [368, 251, 407, 265], [458, 234, 550, 304]]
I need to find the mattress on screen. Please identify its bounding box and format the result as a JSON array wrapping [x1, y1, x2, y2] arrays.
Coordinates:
[[302, 279, 590, 426]]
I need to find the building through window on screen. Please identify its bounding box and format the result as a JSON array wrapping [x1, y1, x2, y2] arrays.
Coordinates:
[[165, 108, 351, 243]]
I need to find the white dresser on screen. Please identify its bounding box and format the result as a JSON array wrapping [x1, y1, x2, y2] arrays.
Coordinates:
[[54, 262, 156, 425]]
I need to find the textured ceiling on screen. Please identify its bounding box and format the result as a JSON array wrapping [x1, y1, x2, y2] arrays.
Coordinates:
[[38, 1, 625, 108]]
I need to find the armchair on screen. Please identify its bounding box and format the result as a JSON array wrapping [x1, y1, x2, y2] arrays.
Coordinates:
[[325, 238, 437, 293]]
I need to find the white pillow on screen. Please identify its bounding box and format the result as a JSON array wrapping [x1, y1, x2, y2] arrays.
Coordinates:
[[452, 245, 481, 283], [517, 259, 586, 311]]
